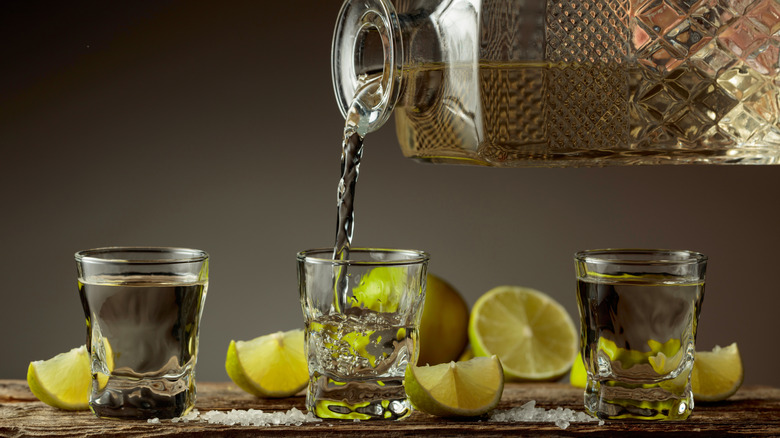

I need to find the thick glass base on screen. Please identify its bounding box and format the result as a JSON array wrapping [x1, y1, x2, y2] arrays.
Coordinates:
[[89, 375, 195, 420], [584, 379, 693, 421], [307, 373, 411, 420]]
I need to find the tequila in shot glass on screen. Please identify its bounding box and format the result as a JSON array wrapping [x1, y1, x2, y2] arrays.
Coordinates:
[[298, 248, 428, 420], [76, 247, 209, 419], [575, 249, 706, 420]]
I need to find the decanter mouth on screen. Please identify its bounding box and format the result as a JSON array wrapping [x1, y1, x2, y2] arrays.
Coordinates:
[[332, 0, 402, 133]]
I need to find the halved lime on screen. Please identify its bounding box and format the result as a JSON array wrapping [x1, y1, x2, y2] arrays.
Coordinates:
[[469, 286, 578, 381]]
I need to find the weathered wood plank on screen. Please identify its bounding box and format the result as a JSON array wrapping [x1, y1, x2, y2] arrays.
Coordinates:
[[1, 380, 778, 437]]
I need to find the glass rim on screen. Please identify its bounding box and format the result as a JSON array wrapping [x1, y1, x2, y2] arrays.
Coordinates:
[[75, 246, 209, 264], [575, 248, 707, 265], [297, 247, 429, 266]]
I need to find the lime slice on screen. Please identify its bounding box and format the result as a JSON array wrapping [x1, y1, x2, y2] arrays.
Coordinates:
[[404, 356, 504, 417], [226, 329, 309, 398], [468, 286, 578, 381], [692, 343, 743, 402], [27, 345, 91, 410]]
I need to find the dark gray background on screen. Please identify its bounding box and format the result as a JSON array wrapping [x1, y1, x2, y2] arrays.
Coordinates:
[[2, 1, 778, 387]]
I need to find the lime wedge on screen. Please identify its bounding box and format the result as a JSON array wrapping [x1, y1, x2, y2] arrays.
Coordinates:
[[569, 352, 586, 388], [692, 343, 743, 402], [350, 266, 405, 312], [569, 341, 744, 402], [571, 342, 744, 403], [404, 356, 504, 417], [27, 345, 91, 410], [469, 286, 578, 381], [226, 329, 309, 398]]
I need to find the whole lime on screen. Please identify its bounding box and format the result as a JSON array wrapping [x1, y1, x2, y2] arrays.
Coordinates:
[[417, 274, 469, 366]]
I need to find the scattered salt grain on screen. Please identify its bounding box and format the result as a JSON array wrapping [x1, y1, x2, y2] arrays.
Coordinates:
[[489, 400, 604, 430], [171, 409, 200, 423], [169, 407, 321, 427], [147, 418, 160, 424]]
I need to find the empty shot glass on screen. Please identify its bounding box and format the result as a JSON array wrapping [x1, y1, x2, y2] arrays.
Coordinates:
[[76, 247, 209, 419], [298, 248, 429, 420], [575, 249, 707, 420]]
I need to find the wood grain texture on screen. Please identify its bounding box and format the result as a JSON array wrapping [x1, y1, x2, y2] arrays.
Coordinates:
[[1, 380, 778, 437]]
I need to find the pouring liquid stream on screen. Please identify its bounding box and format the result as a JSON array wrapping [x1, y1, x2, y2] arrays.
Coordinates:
[[332, 75, 382, 311]]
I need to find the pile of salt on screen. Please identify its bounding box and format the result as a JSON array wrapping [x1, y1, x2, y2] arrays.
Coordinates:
[[147, 408, 321, 427], [489, 400, 604, 430]]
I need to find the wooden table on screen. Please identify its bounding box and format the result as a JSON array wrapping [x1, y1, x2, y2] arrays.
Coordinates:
[[1, 380, 779, 436]]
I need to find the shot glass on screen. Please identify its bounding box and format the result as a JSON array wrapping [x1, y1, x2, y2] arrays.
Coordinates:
[[298, 248, 429, 420], [76, 247, 209, 419], [575, 249, 707, 420]]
